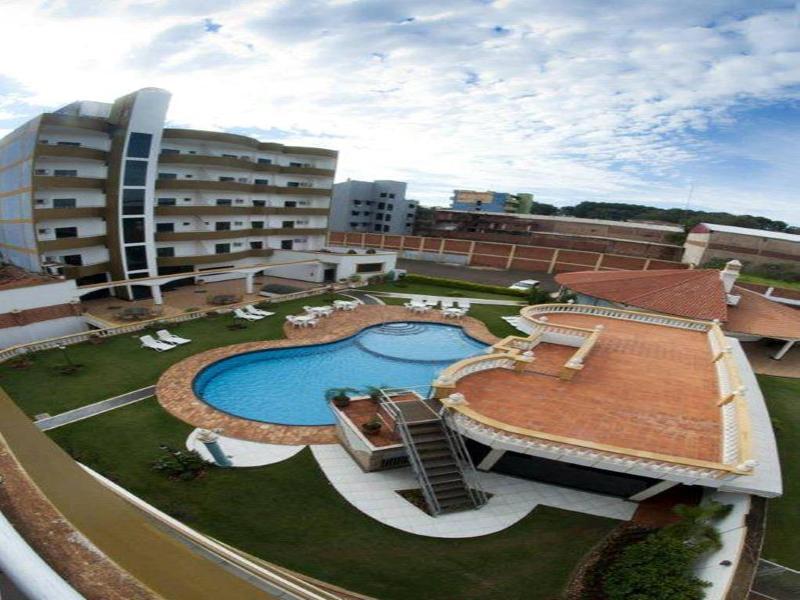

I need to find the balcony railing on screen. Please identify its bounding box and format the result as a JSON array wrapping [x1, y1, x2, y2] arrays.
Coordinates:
[[38, 235, 107, 251], [154, 227, 326, 242], [155, 247, 274, 267]]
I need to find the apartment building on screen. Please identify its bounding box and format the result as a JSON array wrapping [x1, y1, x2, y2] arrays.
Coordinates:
[[450, 190, 534, 214], [0, 88, 336, 299], [683, 222, 800, 268], [330, 179, 417, 234]]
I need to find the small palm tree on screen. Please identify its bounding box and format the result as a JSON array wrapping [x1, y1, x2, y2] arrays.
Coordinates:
[[325, 387, 359, 408]]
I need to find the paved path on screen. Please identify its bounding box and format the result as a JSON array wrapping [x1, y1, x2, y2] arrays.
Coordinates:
[[397, 258, 559, 291], [340, 290, 384, 305], [35, 386, 155, 431]]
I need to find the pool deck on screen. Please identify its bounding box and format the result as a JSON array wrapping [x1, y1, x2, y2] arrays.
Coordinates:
[[156, 305, 499, 445]]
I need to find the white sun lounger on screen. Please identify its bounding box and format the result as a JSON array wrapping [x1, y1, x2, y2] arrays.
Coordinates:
[[156, 329, 191, 345], [234, 308, 263, 321], [245, 305, 275, 317], [140, 335, 175, 352]]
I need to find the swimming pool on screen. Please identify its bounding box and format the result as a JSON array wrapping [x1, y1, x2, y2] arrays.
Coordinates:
[[193, 322, 487, 426]]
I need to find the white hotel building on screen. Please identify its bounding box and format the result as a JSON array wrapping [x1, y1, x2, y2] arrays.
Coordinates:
[[0, 87, 386, 301]]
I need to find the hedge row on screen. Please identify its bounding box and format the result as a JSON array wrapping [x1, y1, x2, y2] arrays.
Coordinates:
[[401, 273, 528, 297]]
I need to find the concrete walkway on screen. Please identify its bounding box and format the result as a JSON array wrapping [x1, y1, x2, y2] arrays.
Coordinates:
[[35, 386, 155, 431], [186, 429, 305, 467], [311, 444, 635, 538], [397, 258, 559, 291]]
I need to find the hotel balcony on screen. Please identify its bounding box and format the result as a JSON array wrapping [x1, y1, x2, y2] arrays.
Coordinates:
[[38, 234, 107, 252], [155, 178, 332, 196], [33, 175, 106, 190], [34, 206, 106, 220], [154, 205, 329, 217], [157, 153, 335, 177], [36, 143, 109, 162], [155, 247, 274, 267], [154, 227, 327, 242]]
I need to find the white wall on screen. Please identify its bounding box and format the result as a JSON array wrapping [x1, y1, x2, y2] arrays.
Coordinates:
[[0, 279, 79, 310], [0, 316, 87, 349]]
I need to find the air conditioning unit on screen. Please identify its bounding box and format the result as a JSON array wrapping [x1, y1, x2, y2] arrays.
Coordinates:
[[38, 228, 49, 234], [235, 198, 244, 203], [293, 238, 305, 243], [298, 182, 313, 188], [43, 263, 64, 277], [237, 177, 249, 183], [35, 199, 46, 205], [302, 163, 313, 168], [233, 242, 243, 247], [296, 220, 309, 225], [298, 201, 309, 206], [35, 169, 49, 175]]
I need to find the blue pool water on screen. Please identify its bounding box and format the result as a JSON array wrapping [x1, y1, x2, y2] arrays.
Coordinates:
[[193, 322, 487, 426]]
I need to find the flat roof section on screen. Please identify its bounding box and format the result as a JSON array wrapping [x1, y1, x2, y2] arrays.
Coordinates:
[[454, 313, 722, 464]]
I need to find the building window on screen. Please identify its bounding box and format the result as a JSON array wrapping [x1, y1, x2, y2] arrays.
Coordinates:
[[353, 200, 361, 205], [158, 173, 177, 180], [284, 201, 296, 208], [281, 221, 294, 229], [156, 222, 174, 233], [357, 262, 383, 273], [384, 214, 391, 221], [53, 198, 77, 208], [389, 193, 395, 199], [127, 133, 152, 158], [124, 160, 148, 186], [62, 254, 83, 265], [286, 181, 299, 187], [216, 198, 232, 206], [252, 221, 264, 229], [250, 241, 263, 249], [54, 226, 78, 238], [160, 148, 180, 155], [351, 211, 359, 216], [157, 247, 175, 257], [257, 158, 272, 164], [156, 197, 176, 206], [388, 203, 394, 211], [254, 178, 270, 185], [253, 200, 266, 207], [383, 225, 390, 232], [124, 246, 147, 271], [376, 213, 383, 220], [222, 153, 237, 159], [378, 202, 385, 209], [56, 141, 81, 147], [215, 243, 231, 254], [219, 176, 235, 182], [365, 201, 374, 206], [54, 169, 78, 177], [215, 222, 231, 231], [123, 189, 146, 214], [123, 217, 145, 243], [289, 162, 302, 167], [379, 193, 387, 198], [349, 222, 358, 227], [373, 224, 381, 231], [280, 240, 293, 250]]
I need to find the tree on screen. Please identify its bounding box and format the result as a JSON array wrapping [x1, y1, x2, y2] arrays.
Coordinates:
[[528, 201, 559, 215]]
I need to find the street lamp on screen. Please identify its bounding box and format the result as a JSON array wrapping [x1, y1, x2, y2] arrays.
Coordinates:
[[57, 344, 73, 368]]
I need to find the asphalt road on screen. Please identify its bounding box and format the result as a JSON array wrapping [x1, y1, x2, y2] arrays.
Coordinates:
[[397, 258, 559, 291]]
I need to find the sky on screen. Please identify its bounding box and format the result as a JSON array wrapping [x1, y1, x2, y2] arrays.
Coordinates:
[[0, 1, 798, 223]]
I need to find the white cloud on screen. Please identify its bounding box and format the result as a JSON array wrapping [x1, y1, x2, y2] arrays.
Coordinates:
[[0, 0, 797, 221]]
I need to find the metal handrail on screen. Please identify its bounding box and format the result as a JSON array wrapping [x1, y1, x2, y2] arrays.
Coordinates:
[[379, 390, 442, 515], [439, 407, 489, 509]]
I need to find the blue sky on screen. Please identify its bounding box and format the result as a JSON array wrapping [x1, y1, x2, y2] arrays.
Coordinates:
[[0, 0, 798, 222]]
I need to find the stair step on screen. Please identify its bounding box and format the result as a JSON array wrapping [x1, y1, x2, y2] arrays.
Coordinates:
[[408, 424, 442, 434], [435, 488, 471, 501], [427, 465, 460, 477], [431, 480, 465, 492], [412, 433, 447, 444], [420, 457, 456, 469], [417, 448, 451, 459], [428, 472, 464, 484]]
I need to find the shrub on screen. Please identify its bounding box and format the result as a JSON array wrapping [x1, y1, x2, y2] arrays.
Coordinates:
[[152, 444, 207, 481], [402, 274, 528, 297], [603, 533, 709, 600], [527, 287, 553, 305]]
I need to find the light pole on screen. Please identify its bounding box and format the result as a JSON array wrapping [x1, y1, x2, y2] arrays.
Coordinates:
[[57, 344, 73, 368]]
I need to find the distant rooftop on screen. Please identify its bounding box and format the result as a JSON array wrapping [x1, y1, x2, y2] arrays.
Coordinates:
[[0, 265, 59, 291], [692, 223, 800, 243], [438, 209, 683, 232]]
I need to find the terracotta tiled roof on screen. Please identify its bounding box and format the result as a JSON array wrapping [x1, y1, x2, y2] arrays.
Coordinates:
[[556, 269, 729, 321], [726, 286, 800, 340], [0, 265, 57, 291], [556, 269, 800, 340]]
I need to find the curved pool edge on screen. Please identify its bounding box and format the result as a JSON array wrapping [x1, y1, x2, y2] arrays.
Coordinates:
[[155, 305, 501, 446]]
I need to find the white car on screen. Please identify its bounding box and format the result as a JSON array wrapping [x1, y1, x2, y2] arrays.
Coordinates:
[[508, 279, 540, 292]]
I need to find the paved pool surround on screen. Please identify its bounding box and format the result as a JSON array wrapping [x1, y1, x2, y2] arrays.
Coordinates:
[[156, 305, 500, 445]]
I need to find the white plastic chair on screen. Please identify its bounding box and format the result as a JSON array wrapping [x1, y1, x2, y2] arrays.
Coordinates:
[[140, 335, 175, 352], [245, 305, 275, 317], [156, 329, 191, 345], [286, 315, 303, 328], [234, 308, 262, 321]]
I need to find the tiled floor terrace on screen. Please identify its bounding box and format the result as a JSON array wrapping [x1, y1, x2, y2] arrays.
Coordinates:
[[454, 312, 723, 463], [156, 305, 498, 445], [82, 276, 319, 325]]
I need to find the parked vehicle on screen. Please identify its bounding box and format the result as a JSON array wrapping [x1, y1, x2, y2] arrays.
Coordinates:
[[508, 279, 539, 291]]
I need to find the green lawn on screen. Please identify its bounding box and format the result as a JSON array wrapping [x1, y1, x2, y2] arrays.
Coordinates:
[[738, 274, 800, 292], [0, 296, 326, 417], [758, 375, 800, 569], [364, 279, 526, 301], [48, 398, 618, 600]]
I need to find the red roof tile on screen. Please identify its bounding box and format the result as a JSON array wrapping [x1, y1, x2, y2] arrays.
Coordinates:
[[556, 269, 729, 321], [556, 269, 800, 340]]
